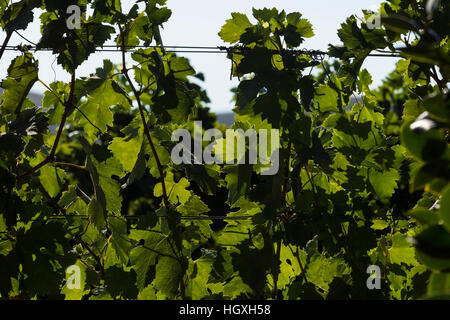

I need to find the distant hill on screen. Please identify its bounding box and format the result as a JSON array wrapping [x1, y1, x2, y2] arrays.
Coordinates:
[[216, 112, 235, 127], [0, 89, 43, 106]]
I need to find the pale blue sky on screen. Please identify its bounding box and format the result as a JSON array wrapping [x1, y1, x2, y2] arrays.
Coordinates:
[[0, 0, 398, 113]]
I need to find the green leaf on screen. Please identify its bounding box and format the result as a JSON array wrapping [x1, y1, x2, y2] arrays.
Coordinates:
[[291, 15, 314, 38], [0, 52, 38, 114], [77, 79, 131, 141], [108, 117, 144, 173], [337, 16, 367, 50], [371, 220, 389, 230], [177, 195, 210, 215], [236, 78, 264, 110], [154, 171, 191, 205], [108, 216, 131, 266], [283, 12, 314, 47], [42, 81, 66, 125], [402, 99, 421, 123], [39, 165, 66, 198], [58, 185, 78, 209], [408, 208, 440, 226], [440, 184, 450, 231], [388, 233, 418, 265], [252, 8, 280, 23], [2, 1, 37, 33], [278, 244, 307, 290], [94, 157, 124, 214], [314, 85, 339, 112], [137, 285, 157, 300], [38, 11, 115, 71], [216, 199, 261, 247], [401, 45, 450, 66], [184, 164, 219, 196], [170, 56, 196, 80], [187, 257, 214, 299], [381, 15, 420, 33], [306, 254, 344, 292], [153, 256, 182, 298], [129, 230, 176, 289], [357, 69, 372, 92], [224, 164, 252, 205], [123, 142, 147, 188], [369, 168, 400, 199], [219, 13, 252, 43], [82, 138, 124, 216], [122, 13, 152, 47], [146, 1, 172, 26], [87, 198, 106, 231]]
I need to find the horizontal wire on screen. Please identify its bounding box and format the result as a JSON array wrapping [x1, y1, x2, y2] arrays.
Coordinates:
[[5, 30, 401, 57], [2, 45, 402, 57], [9, 215, 409, 223], [4, 45, 223, 50], [101, 50, 227, 54], [45, 215, 253, 221], [102, 44, 221, 50], [3, 47, 226, 54]]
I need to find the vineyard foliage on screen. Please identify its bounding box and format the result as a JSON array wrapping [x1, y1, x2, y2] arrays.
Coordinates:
[[0, 0, 449, 300]]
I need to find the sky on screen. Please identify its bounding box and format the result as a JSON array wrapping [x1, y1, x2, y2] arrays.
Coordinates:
[[0, 0, 399, 113]]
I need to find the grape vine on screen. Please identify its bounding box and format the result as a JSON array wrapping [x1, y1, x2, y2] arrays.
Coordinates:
[[0, 0, 449, 300]]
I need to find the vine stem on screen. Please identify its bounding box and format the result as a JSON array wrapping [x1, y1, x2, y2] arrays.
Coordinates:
[[0, 4, 27, 62], [16, 73, 76, 183], [0, 31, 13, 62], [271, 238, 282, 299], [77, 234, 105, 278], [270, 32, 291, 298], [77, 258, 101, 279], [119, 29, 170, 211], [288, 245, 308, 284], [52, 162, 87, 171], [38, 79, 64, 104], [119, 27, 185, 299]]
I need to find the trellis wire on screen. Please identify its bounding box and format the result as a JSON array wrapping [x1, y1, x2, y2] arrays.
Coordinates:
[[45, 214, 254, 221], [2, 44, 402, 57]]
